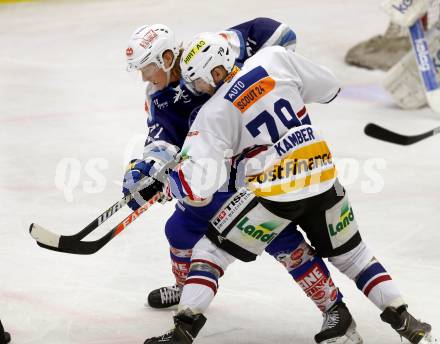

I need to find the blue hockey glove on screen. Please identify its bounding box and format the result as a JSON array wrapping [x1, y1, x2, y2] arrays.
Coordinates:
[[122, 159, 155, 211]]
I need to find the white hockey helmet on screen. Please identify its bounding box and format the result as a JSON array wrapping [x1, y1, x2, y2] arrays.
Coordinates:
[[180, 32, 237, 89], [126, 24, 179, 72]]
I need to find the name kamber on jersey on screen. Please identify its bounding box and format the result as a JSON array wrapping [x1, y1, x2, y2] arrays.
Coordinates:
[[274, 126, 316, 157], [247, 126, 334, 185], [247, 140, 336, 197]]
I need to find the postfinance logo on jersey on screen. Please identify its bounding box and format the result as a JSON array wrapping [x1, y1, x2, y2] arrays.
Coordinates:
[[247, 141, 336, 196], [183, 40, 206, 64], [225, 66, 275, 113], [236, 217, 280, 244]]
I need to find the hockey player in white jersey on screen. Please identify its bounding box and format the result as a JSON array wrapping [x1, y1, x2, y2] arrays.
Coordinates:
[[125, 21, 366, 344], [143, 33, 437, 344]]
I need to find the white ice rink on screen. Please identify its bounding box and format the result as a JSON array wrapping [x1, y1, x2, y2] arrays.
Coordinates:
[[0, 0, 439, 343]]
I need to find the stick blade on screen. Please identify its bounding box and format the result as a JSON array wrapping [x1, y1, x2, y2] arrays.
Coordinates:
[[364, 123, 412, 145], [29, 223, 110, 255], [29, 223, 61, 248]]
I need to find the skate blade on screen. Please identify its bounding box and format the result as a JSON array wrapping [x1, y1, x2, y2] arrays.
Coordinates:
[[143, 301, 178, 309], [319, 321, 363, 344]]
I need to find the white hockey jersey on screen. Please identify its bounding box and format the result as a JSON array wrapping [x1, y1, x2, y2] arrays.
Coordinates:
[[178, 46, 341, 202]]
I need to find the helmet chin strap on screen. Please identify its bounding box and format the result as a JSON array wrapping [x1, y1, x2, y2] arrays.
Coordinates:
[[159, 53, 177, 87], [165, 69, 171, 86]]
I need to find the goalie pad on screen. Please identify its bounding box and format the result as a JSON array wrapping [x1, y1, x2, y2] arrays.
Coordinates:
[[384, 22, 440, 109], [344, 32, 411, 71], [381, 0, 430, 28]]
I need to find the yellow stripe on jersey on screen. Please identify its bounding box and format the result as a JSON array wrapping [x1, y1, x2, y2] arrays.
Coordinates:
[[249, 167, 337, 197], [233, 76, 275, 113], [247, 140, 336, 196]]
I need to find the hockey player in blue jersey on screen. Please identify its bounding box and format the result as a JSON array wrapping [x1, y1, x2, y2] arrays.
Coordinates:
[[123, 19, 362, 343]]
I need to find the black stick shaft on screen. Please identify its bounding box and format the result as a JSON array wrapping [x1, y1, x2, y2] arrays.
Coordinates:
[[364, 123, 440, 145]]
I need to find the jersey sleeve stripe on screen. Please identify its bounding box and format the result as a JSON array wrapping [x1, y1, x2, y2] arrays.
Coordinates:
[[177, 165, 196, 199], [297, 106, 307, 118]]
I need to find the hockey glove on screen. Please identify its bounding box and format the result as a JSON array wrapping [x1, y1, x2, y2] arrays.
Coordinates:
[[122, 159, 155, 211]]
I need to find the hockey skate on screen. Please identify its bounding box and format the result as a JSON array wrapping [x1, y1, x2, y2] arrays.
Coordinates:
[[381, 305, 437, 344], [0, 320, 11, 344], [147, 284, 182, 309], [2, 333, 10, 344], [144, 308, 206, 344], [315, 302, 363, 344]]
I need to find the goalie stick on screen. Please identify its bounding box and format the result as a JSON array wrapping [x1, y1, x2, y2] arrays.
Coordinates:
[[29, 178, 163, 255], [408, 19, 440, 113], [381, 0, 440, 113], [364, 123, 440, 145]]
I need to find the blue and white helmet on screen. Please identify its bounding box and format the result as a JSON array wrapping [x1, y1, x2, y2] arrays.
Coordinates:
[[126, 24, 179, 72], [180, 32, 237, 88]]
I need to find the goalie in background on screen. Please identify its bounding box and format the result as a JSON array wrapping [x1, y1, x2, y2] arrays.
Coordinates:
[[345, 4, 440, 110], [345, 21, 412, 71]]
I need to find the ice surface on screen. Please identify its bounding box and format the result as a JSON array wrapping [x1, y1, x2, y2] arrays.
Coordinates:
[[0, 0, 439, 343]]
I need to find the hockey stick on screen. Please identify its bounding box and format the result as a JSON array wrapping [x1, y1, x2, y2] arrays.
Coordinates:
[[29, 178, 163, 255], [364, 123, 440, 145], [408, 19, 440, 113]]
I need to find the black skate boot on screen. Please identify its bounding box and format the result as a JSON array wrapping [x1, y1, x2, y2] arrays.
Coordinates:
[[381, 305, 437, 344], [2, 333, 10, 344], [147, 284, 182, 309], [144, 308, 207, 344], [0, 320, 11, 344], [315, 302, 363, 344]]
